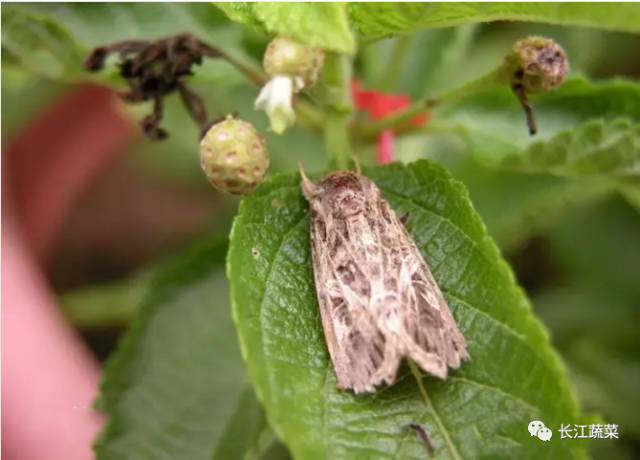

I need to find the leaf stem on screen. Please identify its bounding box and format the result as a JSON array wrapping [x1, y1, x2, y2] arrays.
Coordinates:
[[216, 49, 267, 86], [408, 361, 463, 460], [294, 98, 325, 132], [321, 53, 353, 170], [435, 66, 505, 106]]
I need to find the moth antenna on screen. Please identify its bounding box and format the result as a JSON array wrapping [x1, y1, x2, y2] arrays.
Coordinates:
[[299, 161, 318, 199]]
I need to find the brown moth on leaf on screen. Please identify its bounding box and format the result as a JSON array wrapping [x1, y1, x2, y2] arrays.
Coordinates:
[[300, 166, 469, 394]]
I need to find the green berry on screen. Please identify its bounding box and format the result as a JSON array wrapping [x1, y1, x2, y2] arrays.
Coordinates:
[[200, 115, 269, 195], [263, 37, 324, 89], [506, 36, 569, 93]]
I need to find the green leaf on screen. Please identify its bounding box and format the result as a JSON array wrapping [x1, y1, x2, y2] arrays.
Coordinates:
[[211, 3, 269, 34], [503, 118, 640, 178], [212, 387, 291, 460], [617, 181, 640, 212], [533, 197, 640, 437], [450, 157, 617, 251], [228, 160, 586, 459], [412, 78, 640, 248], [95, 238, 272, 460], [216, 3, 356, 55], [1, 64, 68, 142], [2, 3, 252, 84], [58, 270, 153, 329], [1, 7, 85, 79], [348, 3, 640, 40], [438, 77, 640, 166]]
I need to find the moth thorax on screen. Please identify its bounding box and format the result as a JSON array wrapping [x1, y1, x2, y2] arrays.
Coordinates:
[[328, 189, 366, 217]]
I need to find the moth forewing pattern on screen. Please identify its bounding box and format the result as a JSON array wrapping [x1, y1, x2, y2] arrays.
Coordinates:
[[300, 168, 469, 394]]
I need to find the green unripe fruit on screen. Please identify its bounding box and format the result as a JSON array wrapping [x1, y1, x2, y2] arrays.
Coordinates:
[[200, 116, 269, 195], [263, 37, 325, 89], [506, 36, 569, 93]]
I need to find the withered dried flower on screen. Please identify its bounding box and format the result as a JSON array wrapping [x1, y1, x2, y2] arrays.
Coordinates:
[[85, 33, 223, 139], [300, 167, 469, 394], [505, 36, 569, 135]]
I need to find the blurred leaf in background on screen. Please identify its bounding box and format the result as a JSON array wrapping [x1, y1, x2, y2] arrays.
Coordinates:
[[93, 237, 289, 460]]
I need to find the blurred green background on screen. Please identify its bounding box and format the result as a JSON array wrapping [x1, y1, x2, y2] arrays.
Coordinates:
[[2, 4, 639, 458]]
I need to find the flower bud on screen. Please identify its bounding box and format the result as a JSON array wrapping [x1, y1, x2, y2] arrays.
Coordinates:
[[263, 37, 325, 90], [200, 115, 269, 195], [255, 38, 324, 134], [506, 36, 569, 93]]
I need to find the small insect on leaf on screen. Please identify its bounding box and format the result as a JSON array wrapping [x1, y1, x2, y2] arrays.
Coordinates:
[[300, 167, 469, 394], [408, 423, 436, 455]]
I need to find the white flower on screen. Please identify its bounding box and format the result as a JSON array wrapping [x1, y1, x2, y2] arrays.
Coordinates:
[[254, 75, 304, 134]]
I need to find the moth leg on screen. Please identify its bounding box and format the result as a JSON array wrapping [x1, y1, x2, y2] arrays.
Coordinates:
[[369, 335, 401, 385], [141, 94, 168, 140]]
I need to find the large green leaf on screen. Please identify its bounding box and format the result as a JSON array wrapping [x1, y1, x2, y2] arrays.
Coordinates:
[[450, 157, 618, 251], [1, 6, 86, 79], [94, 238, 281, 460], [349, 3, 640, 40], [228, 160, 586, 459], [436, 77, 640, 167], [502, 118, 640, 178], [216, 3, 356, 54], [534, 197, 640, 439]]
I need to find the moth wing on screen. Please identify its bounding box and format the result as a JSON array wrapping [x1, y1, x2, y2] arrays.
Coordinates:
[[309, 215, 391, 393], [377, 195, 469, 379]]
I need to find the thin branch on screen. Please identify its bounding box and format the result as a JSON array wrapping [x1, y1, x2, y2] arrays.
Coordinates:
[[177, 80, 211, 136], [512, 83, 537, 135]]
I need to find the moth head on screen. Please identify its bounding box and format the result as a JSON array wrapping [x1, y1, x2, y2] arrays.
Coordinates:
[[320, 172, 366, 217]]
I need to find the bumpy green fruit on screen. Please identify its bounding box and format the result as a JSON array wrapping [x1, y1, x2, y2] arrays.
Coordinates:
[[506, 36, 569, 93], [263, 37, 324, 89], [200, 116, 269, 195]]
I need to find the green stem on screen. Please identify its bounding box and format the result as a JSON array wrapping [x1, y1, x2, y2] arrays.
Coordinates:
[[322, 53, 353, 170], [356, 66, 506, 140], [357, 99, 430, 139], [217, 49, 267, 86], [435, 67, 505, 106], [324, 113, 351, 170], [294, 98, 324, 131]]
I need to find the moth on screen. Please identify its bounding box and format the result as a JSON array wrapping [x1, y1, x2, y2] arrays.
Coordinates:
[[300, 166, 469, 393]]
